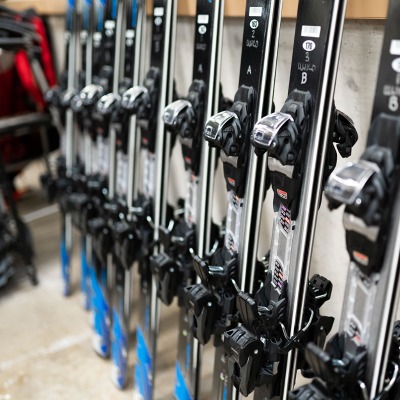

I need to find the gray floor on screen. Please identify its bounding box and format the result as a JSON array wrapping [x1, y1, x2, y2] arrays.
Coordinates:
[[0, 161, 217, 400]]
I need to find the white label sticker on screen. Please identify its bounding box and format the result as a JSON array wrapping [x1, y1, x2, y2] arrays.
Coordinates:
[[390, 40, 400, 55], [116, 151, 129, 198], [125, 29, 135, 39], [303, 40, 316, 51], [392, 57, 400, 73], [249, 6, 262, 17], [197, 14, 209, 24], [143, 150, 156, 199], [154, 7, 164, 17], [97, 137, 109, 176], [224, 191, 243, 255], [301, 25, 321, 38], [184, 172, 199, 227], [61, 132, 66, 156], [105, 20, 115, 30], [250, 19, 259, 29], [91, 140, 98, 174], [198, 25, 207, 35]]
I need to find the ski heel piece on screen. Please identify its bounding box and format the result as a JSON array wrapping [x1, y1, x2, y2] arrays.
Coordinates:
[[332, 109, 358, 158], [183, 283, 218, 345], [150, 252, 179, 305]]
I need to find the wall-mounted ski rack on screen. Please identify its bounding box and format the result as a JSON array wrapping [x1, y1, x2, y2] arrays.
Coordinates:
[[3, 0, 390, 19]]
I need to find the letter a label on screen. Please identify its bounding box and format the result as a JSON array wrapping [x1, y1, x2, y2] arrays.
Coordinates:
[[247, 65, 252, 74]]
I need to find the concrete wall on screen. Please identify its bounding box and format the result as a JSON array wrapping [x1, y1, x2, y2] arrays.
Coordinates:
[[48, 16, 386, 334]]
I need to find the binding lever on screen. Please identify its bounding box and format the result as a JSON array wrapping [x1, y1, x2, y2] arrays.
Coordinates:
[[251, 90, 312, 218], [121, 67, 160, 153], [164, 79, 205, 174], [325, 146, 391, 275], [79, 83, 105, 107]]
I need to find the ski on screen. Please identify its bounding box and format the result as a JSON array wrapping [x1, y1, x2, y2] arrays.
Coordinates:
[[68, 0, 95, 310], [222, 0, 358, 398], [183, 1, 283, 399], [149, 0, 225, 398], [78, 0, 94, 311], [108, 0, 146, 389], [120, 0, 178, 398], [290, 0, 400, 398]]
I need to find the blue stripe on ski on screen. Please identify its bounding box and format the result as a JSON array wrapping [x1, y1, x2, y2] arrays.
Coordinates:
[[111, 309, 127, 389], [185, 341, 191, 373], [90, 266, 110, 357], [97, 0, 106, 31], [134, 326, 152, 399], [82, 0, 91, 30], [80, 239, 91, 310], [174, 362, 192, 400], [111, 0, 118, 19], [131, 0, 138, 28], [60, 238, 70, 296]]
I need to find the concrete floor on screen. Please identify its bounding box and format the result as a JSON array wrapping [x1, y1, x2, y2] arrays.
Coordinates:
[[0, 161, 217, 400]]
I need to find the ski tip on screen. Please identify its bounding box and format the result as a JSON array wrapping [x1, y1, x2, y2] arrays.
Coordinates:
[[111, 367, 126, 390]]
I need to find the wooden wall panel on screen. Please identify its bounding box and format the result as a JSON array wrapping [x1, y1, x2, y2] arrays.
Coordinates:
[[3, 0, 390, 19]]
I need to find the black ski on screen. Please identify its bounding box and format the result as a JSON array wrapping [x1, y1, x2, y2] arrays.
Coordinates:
[[291, 1, 400, 398], [224, 1, 357, 399]]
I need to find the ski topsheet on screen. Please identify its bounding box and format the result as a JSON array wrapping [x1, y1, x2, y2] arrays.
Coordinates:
[[150, 1, 225, 398], [291, 1, 400, 398], [119, 0, 177, 398], [183, 1, 282, 399]]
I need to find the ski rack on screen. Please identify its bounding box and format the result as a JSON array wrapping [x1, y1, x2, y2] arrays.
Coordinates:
[[108, 0, 146, 389], [149, 0, 225, 398], [119, 0, 177, 398], [222, 0, 359, 398], [290, 1, 400, 398], [182, 1, 283, 398]]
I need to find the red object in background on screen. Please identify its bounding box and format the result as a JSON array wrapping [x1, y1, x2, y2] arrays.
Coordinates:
[[0, 12, 58, 167]]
